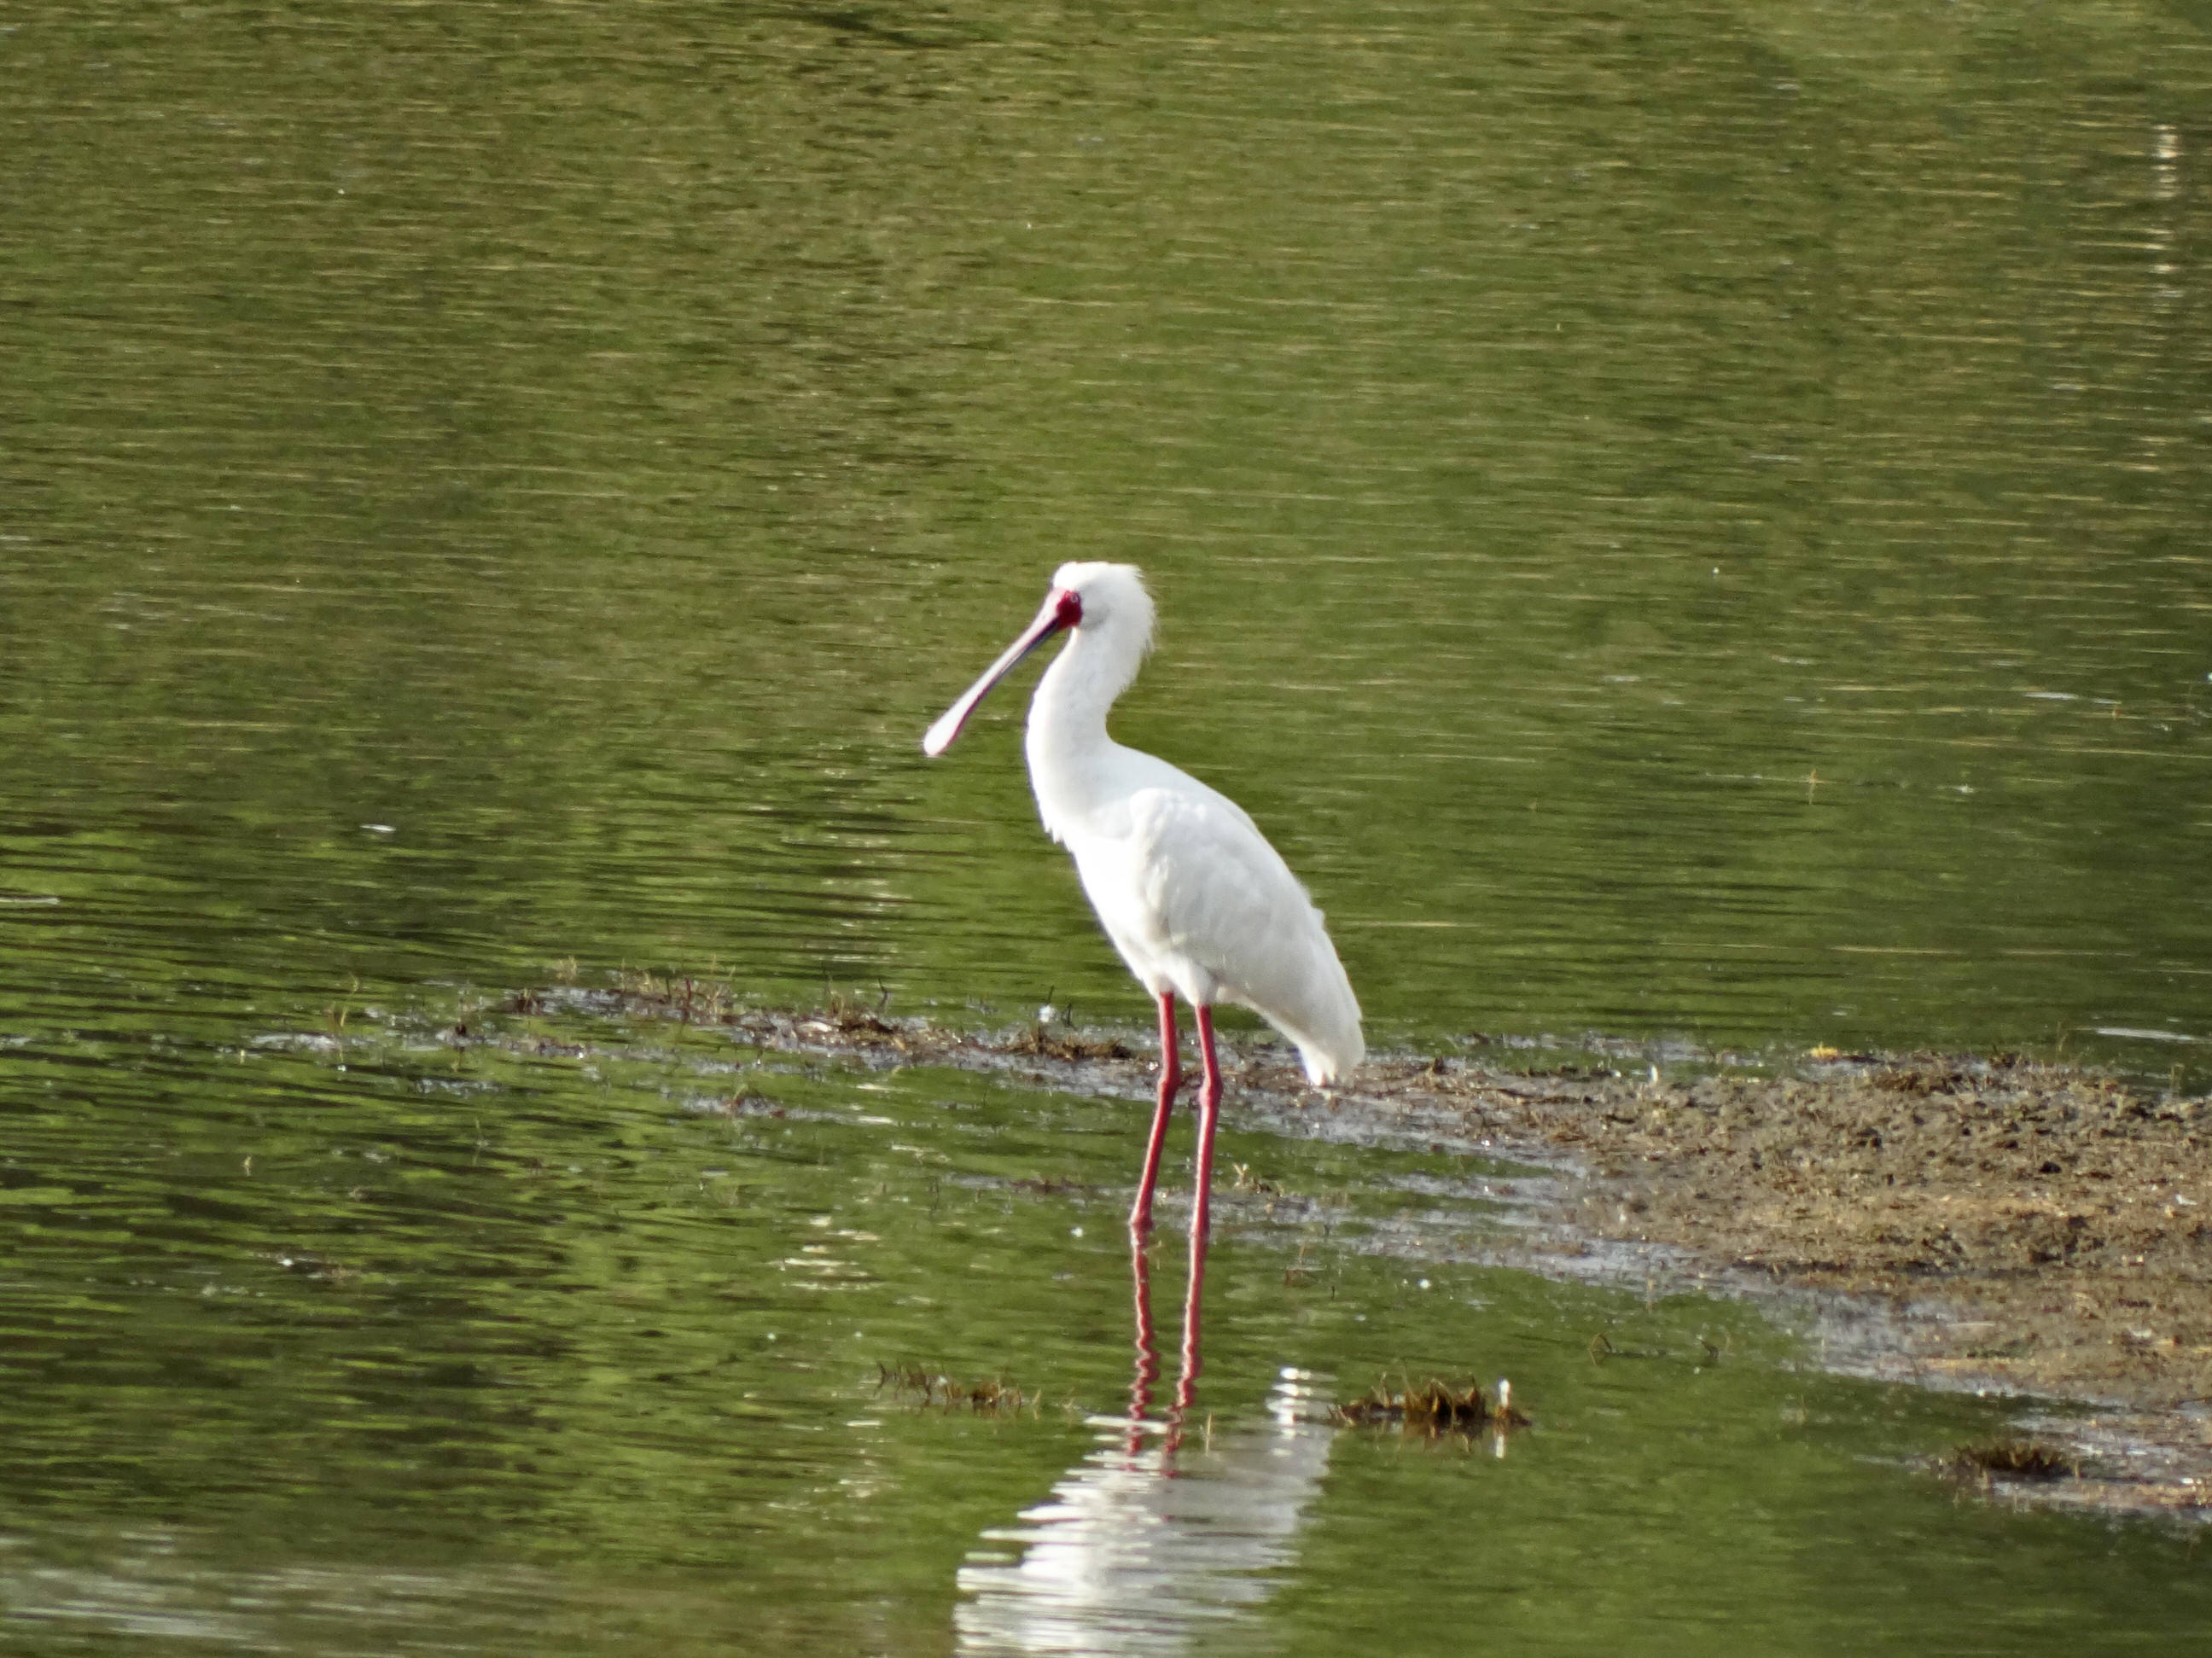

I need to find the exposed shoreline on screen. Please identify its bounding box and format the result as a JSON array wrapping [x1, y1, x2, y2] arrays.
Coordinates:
[[1382, 1046, 2212, 1518], [535, 984, 2212, 1518]]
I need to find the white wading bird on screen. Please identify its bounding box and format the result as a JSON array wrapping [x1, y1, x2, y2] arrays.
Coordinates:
[[923, 563, 1364, 1247]]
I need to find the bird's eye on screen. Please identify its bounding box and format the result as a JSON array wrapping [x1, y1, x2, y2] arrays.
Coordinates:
[[1054, 590, 1084, 629]]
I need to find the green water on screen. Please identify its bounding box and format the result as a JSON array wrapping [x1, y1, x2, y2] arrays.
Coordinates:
[[6, 2, 2212, 1651], [8, 1009, 2209, 1654]]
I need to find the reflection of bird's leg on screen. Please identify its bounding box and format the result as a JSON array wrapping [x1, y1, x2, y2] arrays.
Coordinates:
[[1174, 1004, 1225, 1414], [1126, 1225, 1161, 1455], [1129, 991, 1180, 1232]]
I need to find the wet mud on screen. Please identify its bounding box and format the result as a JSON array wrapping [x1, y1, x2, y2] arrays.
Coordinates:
[[522, 984, 2212, 1516], [1415, 1049, 2212, 1518]]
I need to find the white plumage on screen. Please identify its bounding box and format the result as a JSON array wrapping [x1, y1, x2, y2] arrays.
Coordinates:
[[923, 562, 1363, 1087], [926, 557, 1362, 1312]]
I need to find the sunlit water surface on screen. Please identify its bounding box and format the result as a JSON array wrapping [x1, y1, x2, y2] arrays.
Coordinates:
[[6, 2, 2212, 1653]]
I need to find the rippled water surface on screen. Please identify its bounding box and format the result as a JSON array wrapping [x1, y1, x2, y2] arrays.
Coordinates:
[[9, 1006, 2212, 1655], [6, 2, 2212, 1652]]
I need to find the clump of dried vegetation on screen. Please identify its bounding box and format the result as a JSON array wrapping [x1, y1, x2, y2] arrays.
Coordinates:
[[1334, 1376, 1530, 1436], [877, 1363, 1064, 1416], [1941, 1439, 2079, 1482], [602, 970, 1138, 1065], [998, 1021, 1134, 1062]]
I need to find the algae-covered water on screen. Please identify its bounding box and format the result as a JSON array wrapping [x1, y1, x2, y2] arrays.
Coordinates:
[[6, 2, 2212, 1651]]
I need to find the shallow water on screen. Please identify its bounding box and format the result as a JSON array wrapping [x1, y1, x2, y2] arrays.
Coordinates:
[[9, 1007, 2212, 1655], [6, 1, 2212, 1651]]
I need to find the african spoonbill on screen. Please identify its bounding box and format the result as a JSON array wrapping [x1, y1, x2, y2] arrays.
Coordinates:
[[922, 563, 1364, 1258]]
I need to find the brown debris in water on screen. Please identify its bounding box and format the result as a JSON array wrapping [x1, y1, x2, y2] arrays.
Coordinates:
[[1941, 1439, 2079, 1482], [819, 990, 899, 1038], [998, 1022, 1134, 1062], [609, 974, 1137, 1067], [876, 1363, 1054, 1416], [1336, 1377, 1529, 1436]]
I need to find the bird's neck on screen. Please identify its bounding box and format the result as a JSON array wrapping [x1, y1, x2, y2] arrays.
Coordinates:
[[1023, 623, 1140, 831]]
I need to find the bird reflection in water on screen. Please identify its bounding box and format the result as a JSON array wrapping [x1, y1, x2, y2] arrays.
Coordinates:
[[955, 1364, 1336, 1656], [1123, 1222, 1184, 1458]]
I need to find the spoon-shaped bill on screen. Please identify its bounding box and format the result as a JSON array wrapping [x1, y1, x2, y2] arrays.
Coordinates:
[[922, 597, 1068, 756]]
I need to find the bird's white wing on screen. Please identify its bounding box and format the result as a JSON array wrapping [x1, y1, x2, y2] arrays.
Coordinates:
[[1073, 777, 1359, 1079], [1130, 785, 1315, 980]]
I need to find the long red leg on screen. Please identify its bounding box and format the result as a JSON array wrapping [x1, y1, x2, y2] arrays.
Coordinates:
[[1176, 1003, 1225, 1408], [1130, 990, 1179, 1232]]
